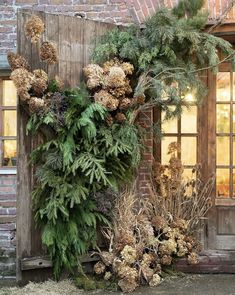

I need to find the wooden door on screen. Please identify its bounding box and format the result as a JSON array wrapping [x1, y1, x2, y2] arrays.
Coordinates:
[[206, 63, 235, 250]]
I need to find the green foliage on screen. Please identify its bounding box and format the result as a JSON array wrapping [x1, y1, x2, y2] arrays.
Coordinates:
[[29, 86, 141, 279], [92, 0, 235, 124]]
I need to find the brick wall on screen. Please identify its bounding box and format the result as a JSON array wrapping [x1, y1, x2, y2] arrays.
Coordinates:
[[0, 175, 16, 279], [1, 0, 234, 56]]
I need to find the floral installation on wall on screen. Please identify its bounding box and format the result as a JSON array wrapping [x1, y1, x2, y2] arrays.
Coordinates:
[[9, 0, 234, 292]]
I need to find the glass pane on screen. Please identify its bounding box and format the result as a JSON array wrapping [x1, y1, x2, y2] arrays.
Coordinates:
[[233, 170, 235, 198], [3, 140, 17, 167], [162, 110, 177, 133], [181, 106, 197, 133], [216, 169, 230, 198], [3, 80, 17, 106], [217, 72, 230, 102], [181, 137, 197, 165], [216, 137, 230, 165], [183, 168, 196, 180], [233, 105, 235, 133], [161, 137, 177, 165], [217, 104, 230, 133], [3, 111, 17, 136], [234, 137, 235, 166]]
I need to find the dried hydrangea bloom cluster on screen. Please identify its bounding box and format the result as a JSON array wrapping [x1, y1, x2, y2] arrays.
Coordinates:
[[40, 41, 58, 64], [93, 188, 201, 293], [83, 59, 145, 125], [8, 52, 64, 116], [25, 15, 45, 43]]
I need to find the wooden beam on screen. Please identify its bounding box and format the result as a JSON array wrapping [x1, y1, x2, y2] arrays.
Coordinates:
[[20, 254, 99, 271]]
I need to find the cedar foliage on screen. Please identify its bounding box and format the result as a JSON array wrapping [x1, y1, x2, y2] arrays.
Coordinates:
[[92, 0, 235, 125], [27, 86, 141, 279]]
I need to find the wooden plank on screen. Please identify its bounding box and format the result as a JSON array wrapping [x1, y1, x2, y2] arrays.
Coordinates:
[[217, 207, 235, 234], [21, 257, 52, 270], [20, 254, 99, 270], [215, 235, 235, 250], [17, 10, 33, 282]]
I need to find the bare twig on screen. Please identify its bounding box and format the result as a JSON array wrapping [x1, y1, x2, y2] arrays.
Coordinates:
[[207, 0, 235, 33]]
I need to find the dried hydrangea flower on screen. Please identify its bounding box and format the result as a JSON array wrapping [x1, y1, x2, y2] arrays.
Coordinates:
[[187, 252, 199, 265], [18, 88, 31, 101], [118, 278, 138, 293], [114, 229, 136, 253], [40, 41, 58, 64], [151, 215, 168, 231], [32, 69, 48, 95], [98, 251, 115, 266], [121, 245, 137, 265], [10, 68, 34, 91], [149, 274, 161, 287], [7, 52, 29, 71], [83, 64, 104, 89], [104, 271, 112, 281], [94, 90, 119, 111], [116, 261, 138, 281], [93, 261, 106, 275], [29, 97, 45, 113], [121, 62, 134, 75], [160, 255, 172, 266], [119, 98, 131, 110], [25, 15, 45, 43], [106, 66, 126, 88], [158, 238, 177, 255], [115, 113, 126, 123], [106, 114, 114, 126]]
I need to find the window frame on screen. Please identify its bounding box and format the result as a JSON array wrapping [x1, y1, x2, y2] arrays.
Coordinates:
[[0, 76, 17, 174], [154, 102, 199, 172]]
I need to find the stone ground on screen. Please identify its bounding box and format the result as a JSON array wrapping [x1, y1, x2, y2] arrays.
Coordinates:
[[1, 275, 235, 295]]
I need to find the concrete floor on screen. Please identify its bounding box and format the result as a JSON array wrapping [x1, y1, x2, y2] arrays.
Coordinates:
[[92, 275, 235, 295], [1, 275, 235, 295]]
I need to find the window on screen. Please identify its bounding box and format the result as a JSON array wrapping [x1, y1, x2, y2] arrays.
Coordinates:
[[0, 79, 17, 168], [158, 101, 198, 177], [216, 69, 235, 198]]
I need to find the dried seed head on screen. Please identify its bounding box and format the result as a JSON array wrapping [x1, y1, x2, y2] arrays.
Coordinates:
[[40, 41, 58, 64], [7, 52, 29, 71], [25, 15, 45, 43]]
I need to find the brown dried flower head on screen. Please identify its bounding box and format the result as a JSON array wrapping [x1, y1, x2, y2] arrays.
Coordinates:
[[106, 66, 126, 88], [104, 271, 112, 281], [32, 69, 48, 95], [151, 215, 168, 231], [25, 15, 45, 43], [40, 41, 58, 64], [118, 278, 138, 293], [10, 68, 34, 91], [121, 62, 134, 75], [187, 252, 199, 265], [115, 113, 126, 123], [121, 245, 137, 265], [93, 261, 106, 275], [94, 90, 119, 111], [18, 88, 31, 101], [158, 238, 177, 256], [119, 98, 131, 110], [83, 64, 104, 89], [7, 52, 29, 71], [29, 97, 45, 113], [160, 255, 172, 266], [149, 274, 161, 287], [106, 114, 114, 126]]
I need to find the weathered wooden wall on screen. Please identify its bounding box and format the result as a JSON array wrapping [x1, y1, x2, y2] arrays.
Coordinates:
[[17, 9, 115, 283]]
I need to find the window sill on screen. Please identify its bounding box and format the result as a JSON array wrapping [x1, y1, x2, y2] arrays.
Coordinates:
[[0, 168, 17, 175]]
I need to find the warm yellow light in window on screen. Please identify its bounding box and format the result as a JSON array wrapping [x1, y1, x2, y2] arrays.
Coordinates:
[[185, 93, 194, 102], [3, 80, 17, 106]]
